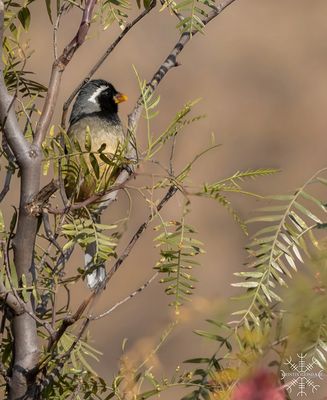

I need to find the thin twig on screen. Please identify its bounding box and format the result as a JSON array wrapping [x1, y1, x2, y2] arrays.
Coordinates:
[[37, 209, 68, 272], [136, 321, 177, 371], [92, 272, 158, 320], [169, 135, 177, 176], [42, 211, 64, 257], [25, 179, 60, 215]]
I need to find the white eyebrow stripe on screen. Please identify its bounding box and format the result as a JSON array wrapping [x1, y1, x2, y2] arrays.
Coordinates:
[[88, 85, 108, 104]]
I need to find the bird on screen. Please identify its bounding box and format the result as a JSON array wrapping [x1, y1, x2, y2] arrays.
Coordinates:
[[64, 79, 128, 290]]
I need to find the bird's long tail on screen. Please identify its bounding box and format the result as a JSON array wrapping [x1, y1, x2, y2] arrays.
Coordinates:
[[85, 213, 106, 290]]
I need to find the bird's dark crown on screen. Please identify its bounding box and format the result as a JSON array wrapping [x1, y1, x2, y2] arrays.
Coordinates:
[[69, 79, 122, 125]]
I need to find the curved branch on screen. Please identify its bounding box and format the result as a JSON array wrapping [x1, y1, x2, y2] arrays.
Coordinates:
[[128, 0, 237, 132], [33, 0, 97, 148]]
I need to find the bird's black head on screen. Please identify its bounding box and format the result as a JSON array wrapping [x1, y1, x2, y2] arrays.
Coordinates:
[[69, 79, 127, 125]]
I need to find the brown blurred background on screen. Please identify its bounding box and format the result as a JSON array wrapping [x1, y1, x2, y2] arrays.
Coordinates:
[[6, 0, 327, 398]]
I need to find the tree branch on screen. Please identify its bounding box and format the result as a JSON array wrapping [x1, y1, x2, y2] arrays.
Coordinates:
[[33, 0, 97, 148], [61, 0, 157, 128], [92, 272, 158, 320], [102, 185, 178, 288], [128, 0, 237, 132]]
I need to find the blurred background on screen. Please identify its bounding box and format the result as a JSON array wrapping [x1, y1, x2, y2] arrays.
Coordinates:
[[6, 0, 327, 398]]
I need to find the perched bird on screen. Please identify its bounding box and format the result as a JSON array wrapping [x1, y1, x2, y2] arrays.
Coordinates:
[[65, 79, 128, 290]]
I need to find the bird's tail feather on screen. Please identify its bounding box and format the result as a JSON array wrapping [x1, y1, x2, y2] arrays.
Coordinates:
[[85, 214, 106, 290]]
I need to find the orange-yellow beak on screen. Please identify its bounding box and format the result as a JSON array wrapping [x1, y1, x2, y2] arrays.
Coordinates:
[[113, 93, 128, 104]]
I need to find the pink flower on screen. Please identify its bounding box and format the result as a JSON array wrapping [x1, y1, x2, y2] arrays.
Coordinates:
[[232, 370, 285, 400]]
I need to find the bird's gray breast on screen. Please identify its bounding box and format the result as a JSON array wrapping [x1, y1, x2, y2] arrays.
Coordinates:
[[68, 115, 125, 154], [65, 115, 126, 202]]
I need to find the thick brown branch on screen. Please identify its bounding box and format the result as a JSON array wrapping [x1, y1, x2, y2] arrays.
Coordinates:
[[33, 0, 97, 148], [61, 0, 157, 129]]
